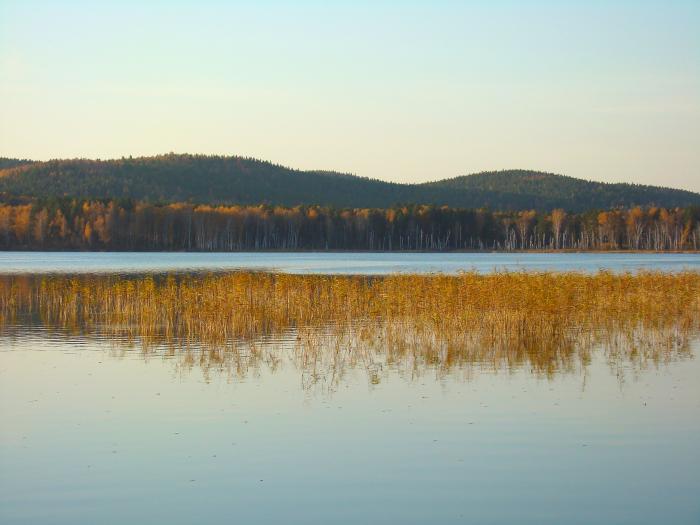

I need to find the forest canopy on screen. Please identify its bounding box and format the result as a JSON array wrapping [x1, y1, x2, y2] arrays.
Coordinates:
[[1, 154, 698, 212]]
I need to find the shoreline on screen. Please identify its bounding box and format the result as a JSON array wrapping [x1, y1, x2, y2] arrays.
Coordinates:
[[0, 248, 698, 254]]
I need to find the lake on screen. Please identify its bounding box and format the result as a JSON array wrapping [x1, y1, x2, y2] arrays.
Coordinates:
[[1, 258, 699, 524], [1, 331, 698, 524], [1, 250, 700, 274]]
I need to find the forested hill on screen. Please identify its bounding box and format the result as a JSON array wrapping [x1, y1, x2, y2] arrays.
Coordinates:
[[0, 155, 410, 209], [425, 170, 700, 210], [0, 154, 698, 212], [0, 158, 35, 170]]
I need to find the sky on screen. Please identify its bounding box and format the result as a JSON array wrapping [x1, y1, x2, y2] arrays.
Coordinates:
[[1, 0, 699, 191]]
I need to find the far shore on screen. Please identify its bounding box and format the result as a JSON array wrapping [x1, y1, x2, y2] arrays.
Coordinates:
[[0, 248, 698, 254]]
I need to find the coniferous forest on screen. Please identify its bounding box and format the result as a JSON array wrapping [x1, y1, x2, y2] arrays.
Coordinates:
[[1, 154, 699, 212]]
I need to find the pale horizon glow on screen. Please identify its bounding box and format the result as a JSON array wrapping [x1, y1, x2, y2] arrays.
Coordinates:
[[1, 0, 699, 191]]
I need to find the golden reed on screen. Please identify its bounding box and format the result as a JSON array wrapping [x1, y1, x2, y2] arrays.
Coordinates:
[[1, 271, 698, 384]]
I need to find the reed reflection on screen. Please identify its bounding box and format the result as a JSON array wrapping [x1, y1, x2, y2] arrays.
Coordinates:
[[1, 271, 698, 389]]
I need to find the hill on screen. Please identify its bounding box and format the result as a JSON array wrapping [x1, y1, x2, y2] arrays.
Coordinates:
[[0, 154, 697, 211], [425, 170, 700, 210], [0, 154, 410, 208], [0, 158, 35, 170]]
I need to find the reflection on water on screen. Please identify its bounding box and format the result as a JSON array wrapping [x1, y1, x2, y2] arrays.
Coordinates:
[[2, 322, 696, 394], [1, 271, 700, 524], [1, 271, 698, 389], [2, 333, 700, 524]]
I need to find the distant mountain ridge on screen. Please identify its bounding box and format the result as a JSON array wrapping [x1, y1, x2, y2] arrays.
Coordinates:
[[0, 154, 697, 212]]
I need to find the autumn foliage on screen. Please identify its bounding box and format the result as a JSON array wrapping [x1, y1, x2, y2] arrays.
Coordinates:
[[0, 200, 699, 251]]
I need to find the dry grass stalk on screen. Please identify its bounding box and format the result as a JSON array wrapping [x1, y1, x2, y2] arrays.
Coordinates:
[[0, 271, 698, 385]]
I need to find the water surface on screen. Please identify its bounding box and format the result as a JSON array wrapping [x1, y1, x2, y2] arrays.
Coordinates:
[[2, 251, 700, 274], [1, 331, 698, 525], [1, 261, 699, 524]]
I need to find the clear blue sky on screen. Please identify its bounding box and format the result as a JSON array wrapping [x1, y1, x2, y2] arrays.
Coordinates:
[[1, 0, 698, 191]]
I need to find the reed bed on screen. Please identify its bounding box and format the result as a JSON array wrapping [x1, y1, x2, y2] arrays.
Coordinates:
[[1, 271, 698, 384]]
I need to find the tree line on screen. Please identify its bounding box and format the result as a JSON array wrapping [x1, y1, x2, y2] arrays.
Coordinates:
[[1, 199, 699, 251]]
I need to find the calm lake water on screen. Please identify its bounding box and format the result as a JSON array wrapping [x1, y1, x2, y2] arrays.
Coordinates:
[[1, 255, 699, 524], [1, 330, 698, 525], [1, 251, 700, 274]]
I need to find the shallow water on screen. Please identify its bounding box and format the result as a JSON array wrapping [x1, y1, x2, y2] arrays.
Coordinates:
[[1, 264, 699, 523], [1, 328, 699, 524], [2, 250, 700, 274]]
